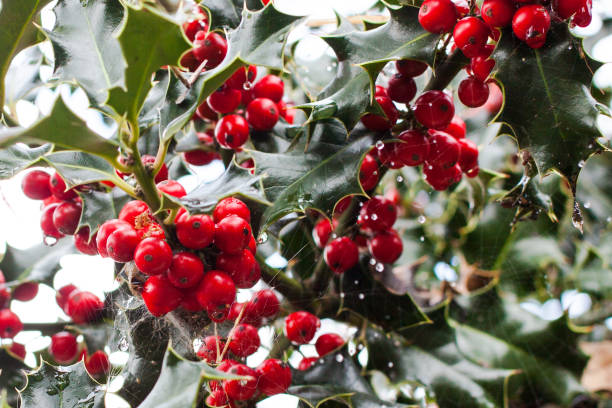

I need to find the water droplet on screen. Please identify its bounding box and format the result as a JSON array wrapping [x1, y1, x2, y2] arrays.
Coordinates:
[[389, 161, 396, 167], [371, 214, 378, 221], [417, 215, 426, 224], [326, 65, 333, 71], [43, 236, 58, 246], [358, 293, 365, 300], [340, 292, 345, 298], [578, 160, 585, 168], [243, 81, 253, 91], [369, 258, 377, 265], [387, 362, 394, 368], [335, 354, 344, 363], [318, 358, 325, 364], [46, 387, 59, 396], [606, 216, 612, 223], [375, 263, 384, 272], [419, 236, 425, 242], [396, 175, 403, 183], [354, 280, 359, 285], [118, 337, 129, 352], [375, 140, 385, 150], [584, 201, 591, 209], [257, 232, 268, 244], [357, 343, 364, 350]]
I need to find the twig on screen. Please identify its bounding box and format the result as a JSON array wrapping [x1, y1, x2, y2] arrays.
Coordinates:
[[22, 321, 72, 335], [306, 15, 388, 27], [175, 59, 208, 104]]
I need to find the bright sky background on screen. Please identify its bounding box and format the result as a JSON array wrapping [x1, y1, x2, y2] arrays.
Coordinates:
[[1, 0, 612, 406]]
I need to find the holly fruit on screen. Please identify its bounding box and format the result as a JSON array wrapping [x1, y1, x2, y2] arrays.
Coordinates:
[[324, 237, 359, 274], [74, 228, 98, 255], [85, 350, 110, 378], [207, 86, 241, 114], [55, 284, 78, 312], [12, 282, 39, 302], [118, 200, 150, 226], [427, 130, 461, 168], [140, 155, 168, 183], [193, 31, 227, 69], [216, 249, 257, 289], [142, 275, 183, 316], [223, 364, 258, 401], [197, 335, 224, 363], [418, 0, 458, 33], [315, 333, 345, 356], [312, 218, 333, 248], [253, 74, 284, 102], [196, 270, 236, 318], [157, 180, 186, 198], [214, 215, 251, 254], [229, 323, 260, 357], [481, 0, 514, 27], [423, 163, 462, 190], [512, 5, 551, 49], [168, 252, 205, 288], [0, 309, 23, 338], [246, 97, 280, 131], [48, 331, 78, 363], [256, 359, 292, 395], [65, 291, 103, 324], [285, 311, 320, 344], [250, 289, 280, 318], [395, 129, 430, 167], [106, 225, 139, 263], [457, 138, 479, 175], [413, 90, 455, 129], [41, 204, 65, 239], [358, 196, 397, 231], [21, 170, 51, 200], [134, 238, 173, 275], [387, 74, 417, 104], [359, 153, 379, 191], [213, 197, 251, 223], [226, 65, 257, 90], [215, 114, 250, 149], [396, 59, 428, 77], [96, 219, 132, 257], [458, 76, 490, 107], [368, 229, 403, 264], [298, 357, 317, 370], [52, 201, 82, 235], [176, 213, 215, 249], [49, 172, 77, 201], [361, 95, 399, 131]]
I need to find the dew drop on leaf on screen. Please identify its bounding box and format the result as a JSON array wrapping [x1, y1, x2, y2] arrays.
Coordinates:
[[417, 215, 426, 224], [358, 293, 365, 300]]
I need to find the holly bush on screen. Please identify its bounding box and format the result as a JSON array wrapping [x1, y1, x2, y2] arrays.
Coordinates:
[[0, 0, 611, 407]]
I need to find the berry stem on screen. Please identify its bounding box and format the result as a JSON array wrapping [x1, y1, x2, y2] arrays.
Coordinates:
[[21, 321, 70, 335], [217, 303, 246, 363], [424, 49, 470, 92]]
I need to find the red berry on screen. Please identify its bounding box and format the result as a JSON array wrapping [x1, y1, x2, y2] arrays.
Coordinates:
[[183, 17, 208, 43], [358, 196, 397, 231], [454, 0, 470, 17], [481, 0, 514, 27], [141, 155, 168, 183], [471, 55, 496, 82], [324, 237, 359, 274], [223, 364, 258, 401], [9, 342, 26, 359], [142, 275, 183, 316], [368, 229, 403, 264], [196, 335, 224, 363], [457, 138, 479, 174], [250, 289, 279, 318], [208, 86, 242, 114], [458, 76, 490, 107], [253, 75, 284, 102], [229, 301, 262, 326], [215, 215, 251, 254], [193, 31, 227, 69], [361, 96, 399, 131], [395, 129, 430, 167], [334, 196, 353, 217], [213, 197, 251, 223], [298, 357, 317, 370], [74, 228, 98, 255], [52, 201, 82, 235], [375, 85, 388, 97], [119, 200, 150, 226], [572, 0, 592, 27], [427, 130, 461, 168], [229, 323, 260, 357], [285, 311, 320, 344], [12, 282, 38, 302], [359, 153, 379, 191], [56, 284, 78, 312], [313, 218, 333, 248], [512, 5, 551, 48], [216, 249, 257, 289], [226, 65, 257, 90], [443, 116, 466, 140], [246, 98, 280, 131], [315, 333, 345, 356], [196, 270, 236, 312], [180, 287, 204, 312], [134, 237, 173, 275], [157, 180, 186, 198], [176, 213, 214, 249], [106, 226, 139, 263], [453, 17, 489, 58], [168, 252, 204, 288], [413, 90, 455, 129], [48, 331, 78, 363], [196, 99, 218, 121], [49, 172, 77, 201], [96, 219, 131, 257], [85, 350, 110, 378], [206, 389, 229, 407], [418, 0, 458, 33], [41, 204, 65, 239], [21, 170, 51, 200], [183, 149, 218, 166], [65, 291, 103, 324], [215, 114, 250, 149], [396, 59, 428, 77], [0, 309, 23, 339], [0, 286, 10, 309], [424, 163, 462, 190], [256, 359, 292, 395], [387, 74, 417, 104], [377, 142, 404, 169]]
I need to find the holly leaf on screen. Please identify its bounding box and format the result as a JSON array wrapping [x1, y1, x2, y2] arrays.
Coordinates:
[[42, 151, 118, 187], [493, 24, 608, 229], [0, 96, 119, 162], [4, 45, 43, 109], [139, 347, 246, 408], [299, 6, 438, 130], [77, 189, 123, 238], [250, 120, 374, 232], [106, 5, 190, 123], [0, 0, 50, 113], [45, 0, 125, 105], [0, 349, 28, 407], [0, 143, 52, 179], [0, 239, 76, 285], [19, 360, 105, 408], [158, 4, 302, 143], [200, 0, 265, 31]]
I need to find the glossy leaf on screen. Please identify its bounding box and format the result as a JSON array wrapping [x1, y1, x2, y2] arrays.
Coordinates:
[[46, 0, 125, 105], [0, 239, 76, 285], [77, 189, 122, 238], [0, 97, 119, 162], [0, 349, 27, 407], [106, 5, 190, 123], [0, 0, 50, 113], [4, 45, 43, 109], [19, 360, 104, 408], [0, 143, 52, 180], [42, 151, 118, 187], [200, 0, 264, 31]]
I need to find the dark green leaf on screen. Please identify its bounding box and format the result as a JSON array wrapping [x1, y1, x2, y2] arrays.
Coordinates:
[[0, 97, 119, 162], [77, 189, 122, 237], [46, 0, 125, 104], [200, 0, 263, 31], [0, 239, 76, 285], [106, 5, 190, 123], [250, 120, 373, 231], [290, 385, 414, 408], [139, 347, 245, 408], [4, 45, 43, 109], [0, 348, 27, 407], [279, 219, 318, 279], [0, 144, 52, 180], [0, 0, 50, 113], [42, 151, 118, 187], [19, 360, 104, 408]]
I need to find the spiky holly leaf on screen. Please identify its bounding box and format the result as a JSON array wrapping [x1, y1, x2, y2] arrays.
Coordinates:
[[4, 45, 43, 109], [199, 0, 265, 31], [42, 151, 118, 186], [45, 0, 125, 105], [139, 347, 246, 408], [0, 239, 76, 285], [0, 97, 119, 162], [299, 6, 438, 130], [106, 5, 190, 124], [0, 348, 28, 407], [250, 120, 373, 232], [158, 4, 302, 143], [0, 0, 49, 114], [493, 24, 609, 229], [77, 189, 124, 238], [0, 144, 52, 179], [19, 360, 104, 408]]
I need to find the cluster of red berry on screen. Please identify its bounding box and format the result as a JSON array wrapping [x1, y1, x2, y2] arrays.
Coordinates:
[[47, 330, 110, 379], [358, 60, 479, 191]]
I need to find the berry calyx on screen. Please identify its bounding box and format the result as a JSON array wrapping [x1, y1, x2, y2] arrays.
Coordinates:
[[285, 311, 320, 344], [324, 237, 359, 274], [134, 238, 173, 275], [21, 170, 51, 200]]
